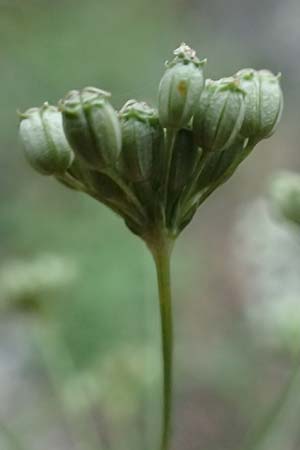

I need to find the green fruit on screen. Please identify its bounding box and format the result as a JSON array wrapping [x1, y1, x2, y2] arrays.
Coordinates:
[[236, 69, 283, 142], [158, 43, 206, 129], [119, 100, 164, 183], [61, 87, 121, 171], [193, 78, 245, 153], [19, 103, 74, 175]]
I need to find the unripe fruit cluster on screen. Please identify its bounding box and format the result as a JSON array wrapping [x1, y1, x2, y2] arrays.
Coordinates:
[[19, 43, 283, 238]]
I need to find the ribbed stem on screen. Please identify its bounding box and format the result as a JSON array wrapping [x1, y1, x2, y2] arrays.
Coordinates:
[[148, 232, 175, 450]]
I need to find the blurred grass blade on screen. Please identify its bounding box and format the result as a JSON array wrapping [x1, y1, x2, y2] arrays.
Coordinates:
[[241, 359, 300, 450], [0, 421, 29, 450]]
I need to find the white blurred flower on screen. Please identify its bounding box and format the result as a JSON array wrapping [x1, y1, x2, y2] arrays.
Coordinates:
[[0, 253, 77, 312], [233, 198, 300, 352]]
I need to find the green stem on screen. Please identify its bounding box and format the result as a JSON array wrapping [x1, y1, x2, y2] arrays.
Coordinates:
[[163, 129, 177, 210], [241, 358, 300, 450], [91, 190, 144, 228], [173, 149, 210, 229], [104, 168, 146, 220], [181, 141, 256, 223], [148, 232, 175, 450]]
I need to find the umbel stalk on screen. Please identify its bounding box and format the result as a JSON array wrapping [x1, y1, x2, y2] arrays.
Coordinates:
[[147, 232, 175, 450]]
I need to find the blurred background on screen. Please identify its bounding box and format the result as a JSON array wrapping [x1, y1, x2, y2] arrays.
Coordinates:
[[1, 0, 300, 449]]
